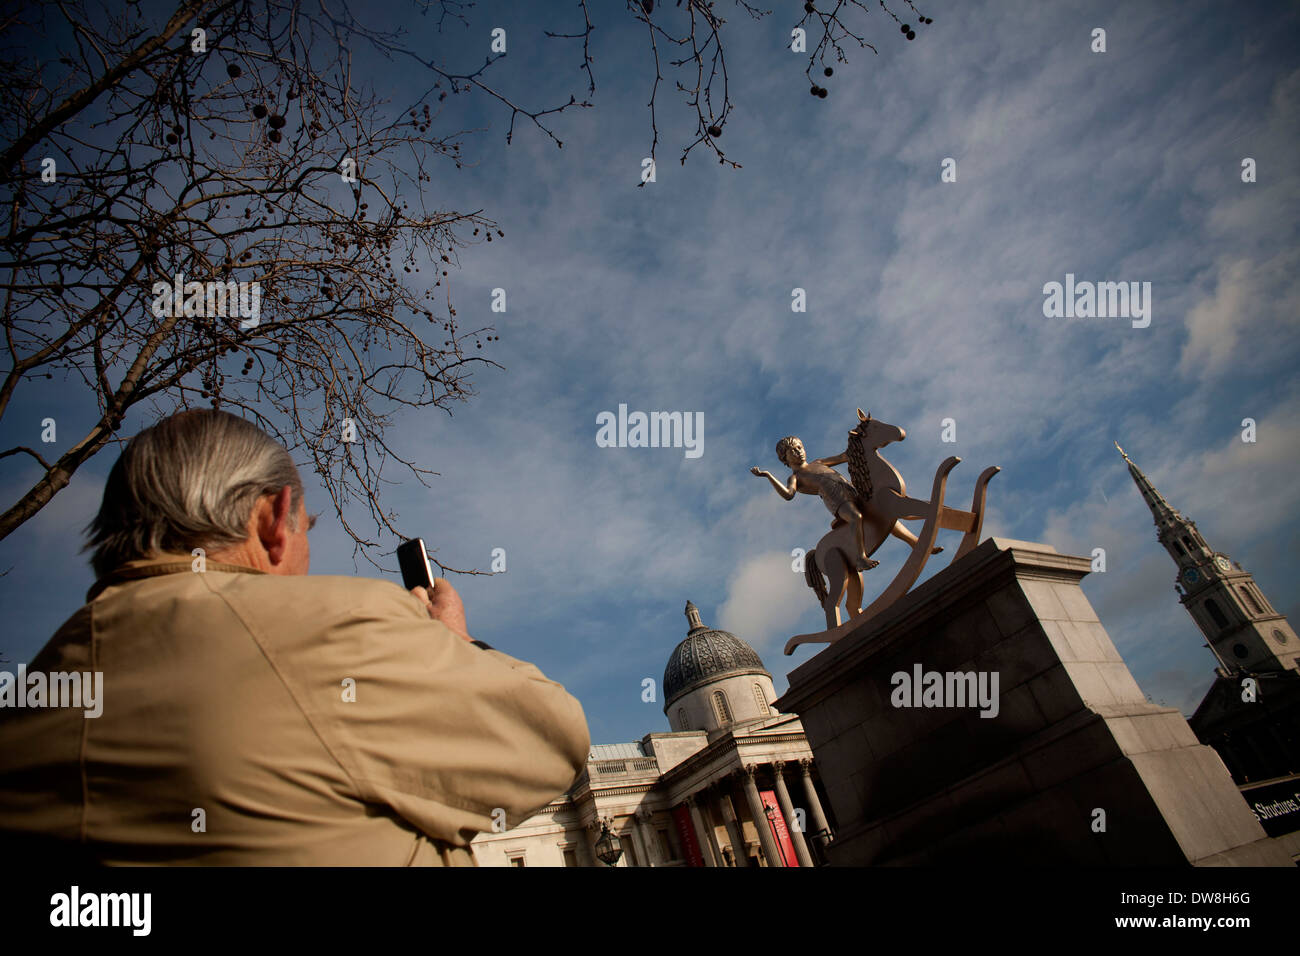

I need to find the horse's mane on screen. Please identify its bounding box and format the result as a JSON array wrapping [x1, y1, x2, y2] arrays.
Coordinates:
[[845, 426, 874, 503]]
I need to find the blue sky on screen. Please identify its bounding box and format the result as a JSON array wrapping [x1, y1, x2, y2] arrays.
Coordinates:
[[2, 0, 1298, 749]]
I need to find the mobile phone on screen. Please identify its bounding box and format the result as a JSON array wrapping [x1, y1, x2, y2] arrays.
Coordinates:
[[396, 538, 436, 592]]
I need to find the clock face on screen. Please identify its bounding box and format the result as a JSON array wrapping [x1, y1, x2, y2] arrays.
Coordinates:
[[1215, 555, 1231, 572], [1183, 567, 1200, 584]]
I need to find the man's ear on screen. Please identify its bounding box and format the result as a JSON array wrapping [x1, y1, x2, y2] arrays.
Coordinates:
[[258, 485, 296, 565]]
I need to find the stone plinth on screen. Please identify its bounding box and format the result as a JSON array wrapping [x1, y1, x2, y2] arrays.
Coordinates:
[[773, 538, 1290, 866]]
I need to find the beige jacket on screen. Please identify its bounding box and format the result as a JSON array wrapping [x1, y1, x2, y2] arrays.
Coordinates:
[[0, 556, 590, 865]]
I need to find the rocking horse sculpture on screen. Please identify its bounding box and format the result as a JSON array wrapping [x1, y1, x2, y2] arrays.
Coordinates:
[[751, 410, 999, 655]]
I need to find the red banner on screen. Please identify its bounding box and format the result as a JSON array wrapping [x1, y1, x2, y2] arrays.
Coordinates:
[[672, 804, 705, 867], [760, 790, 800, 867]]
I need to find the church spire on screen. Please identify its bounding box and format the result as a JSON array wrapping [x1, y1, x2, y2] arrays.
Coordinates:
[[1115, 440, 1210, 562], [1114, 441, 1180, 529], [1116, 442, 1299, 676]]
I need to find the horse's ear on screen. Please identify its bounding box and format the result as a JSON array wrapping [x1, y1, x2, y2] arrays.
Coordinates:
[[857, 408, 867, 421]]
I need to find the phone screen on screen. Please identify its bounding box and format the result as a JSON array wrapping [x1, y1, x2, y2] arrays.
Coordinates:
[[396, 538, 436, 591]]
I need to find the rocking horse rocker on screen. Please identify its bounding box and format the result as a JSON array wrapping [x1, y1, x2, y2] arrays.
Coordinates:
[[751, 410, 999, 656]]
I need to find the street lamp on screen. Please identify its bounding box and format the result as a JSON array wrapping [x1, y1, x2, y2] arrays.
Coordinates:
[[595, 821, 623, 866], [763, 800, 792, 867]]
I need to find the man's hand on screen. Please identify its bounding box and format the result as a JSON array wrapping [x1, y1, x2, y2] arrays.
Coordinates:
[[409, 578, 473, 642]]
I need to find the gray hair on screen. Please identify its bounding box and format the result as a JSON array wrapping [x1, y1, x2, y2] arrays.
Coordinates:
[[84, 409, 303, 578]]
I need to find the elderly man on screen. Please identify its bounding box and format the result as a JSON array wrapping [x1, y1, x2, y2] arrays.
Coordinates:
[[0, 409, 590, 865]]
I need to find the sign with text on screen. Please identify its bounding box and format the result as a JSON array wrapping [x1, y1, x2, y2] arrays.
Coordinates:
[[672, 804, 705, 867], [1240, 775, 1300, 838], [760, 790, 801, 867]]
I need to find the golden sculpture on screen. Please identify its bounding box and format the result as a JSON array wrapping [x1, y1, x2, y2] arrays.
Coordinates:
[[753, 410, 999, 654]]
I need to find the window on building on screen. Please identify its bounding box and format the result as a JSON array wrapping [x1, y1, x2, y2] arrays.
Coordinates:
[[713, 690, 732, 723], [1254, 587, 1274, 614], [1182, 536, 1193, 551], [1239, 587, 1262, 615], [508, 855, 525, 867], [622, 840, 637, 867], [658, 828, 674, 861], [677, 707, 688, 731], [1273, 628, 1288, 645], [753, 683, 770, 715], [562, 848, 577, 868], [1205, 599, 1229, 628], [1172, 540, 1185, 556]]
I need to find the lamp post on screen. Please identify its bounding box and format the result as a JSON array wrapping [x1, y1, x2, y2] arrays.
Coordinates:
[[595, 820, 623, 866], [762, 799, 791, 867]]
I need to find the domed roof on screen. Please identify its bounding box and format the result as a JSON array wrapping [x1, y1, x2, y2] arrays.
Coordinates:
[[663, 602, 769, 704]]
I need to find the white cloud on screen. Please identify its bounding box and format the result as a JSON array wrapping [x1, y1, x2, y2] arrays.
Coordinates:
[[716, 550, 817, 660]]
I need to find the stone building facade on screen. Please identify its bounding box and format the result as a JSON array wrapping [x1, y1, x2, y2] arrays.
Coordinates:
[[471, 602, 835, 866]]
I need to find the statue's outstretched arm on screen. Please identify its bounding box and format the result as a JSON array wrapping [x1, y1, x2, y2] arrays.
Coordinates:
[[751, 467, 797, 501], [814, 452, 848, 466]]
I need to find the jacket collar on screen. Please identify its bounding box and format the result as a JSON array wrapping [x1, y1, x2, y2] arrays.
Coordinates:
[[87, 553, 265, 603]]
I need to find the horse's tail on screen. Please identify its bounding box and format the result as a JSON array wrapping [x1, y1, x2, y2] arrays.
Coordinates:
[[805, 549, 828, 605]]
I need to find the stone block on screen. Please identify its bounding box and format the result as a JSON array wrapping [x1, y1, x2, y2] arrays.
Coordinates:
[[877, 789, 958, 861], [1061, 660, 1119, 708], [1096, 662, 1148, 705], [1036, 619, 1078, 662], [1114, 709, 1197, 754], [796, 706, 836, 750], [1021, 715, 1121, 791], [1019, 578, 1070, 622], [984, 584, 1036, 637], [991, 787, 1108, 864], [1025, 663, 1087, 724], [1054, 581, 1101, 623], [971, 625, 1060, 691], [952, 601, 1008, 661], [944, 756, 1036, 826], [982, 682, 1049, 741], [817, 680, 874, 738], [1055, 618, 1112, 662], [1129, 746, 1283, 864], [1060, 619, 1125, 663], [1060, 758, 1186, 865]]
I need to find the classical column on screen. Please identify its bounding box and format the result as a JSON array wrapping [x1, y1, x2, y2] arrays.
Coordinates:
[[717, 784, 749, 867], [685, 794, 718, 867], [799, 758, 832, 852], [699, 789, 727, 867], [741, 764, 785, 867], [772, 760, 814, 868]]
